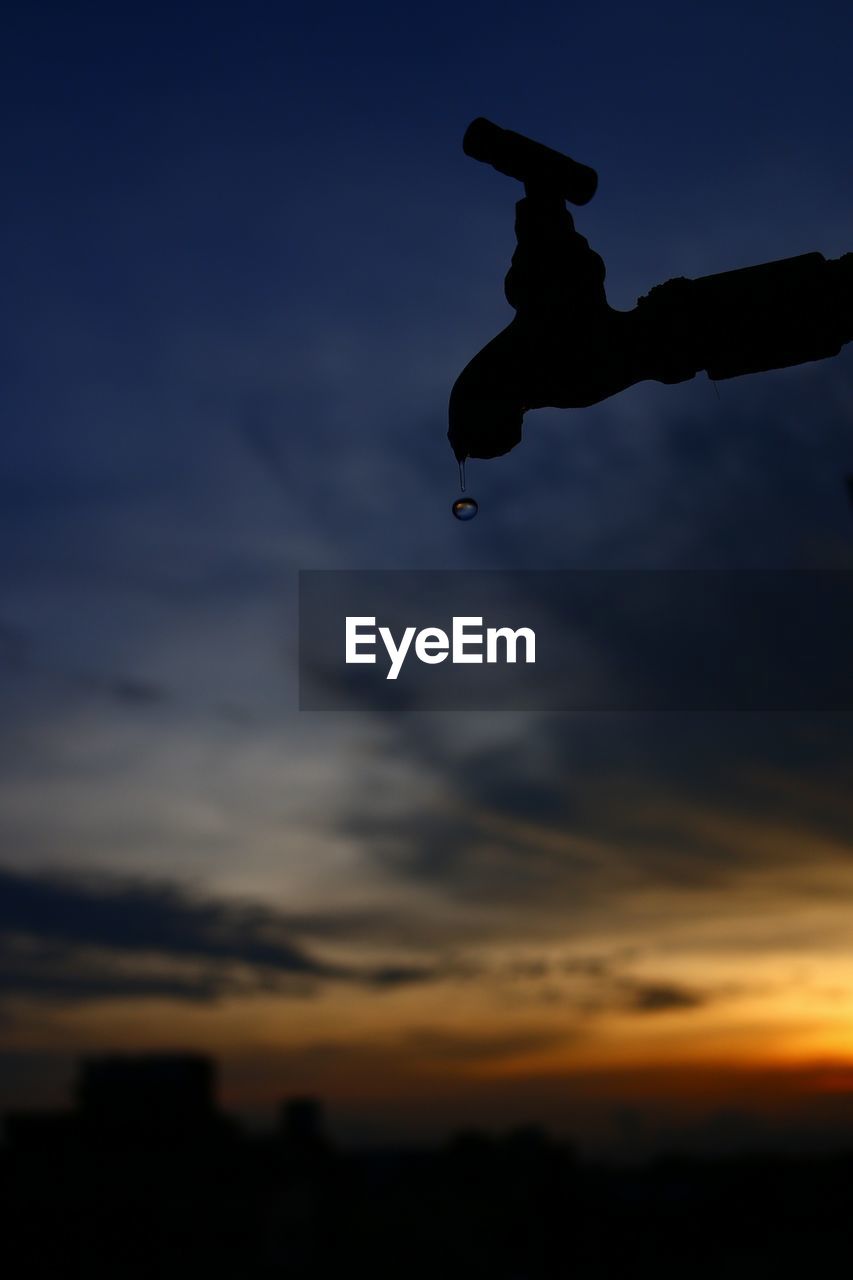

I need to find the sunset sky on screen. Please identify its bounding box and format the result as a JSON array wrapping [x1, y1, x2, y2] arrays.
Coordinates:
[[3, 0, 853, 1157]]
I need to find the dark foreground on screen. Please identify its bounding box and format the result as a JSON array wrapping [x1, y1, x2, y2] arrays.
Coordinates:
[[5, 1120, 853, 1278]]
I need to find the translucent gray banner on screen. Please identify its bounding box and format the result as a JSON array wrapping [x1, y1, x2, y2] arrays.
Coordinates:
[[298, 571, 853, 711]]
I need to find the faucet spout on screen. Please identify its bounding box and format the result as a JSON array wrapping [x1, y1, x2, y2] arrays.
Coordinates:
[[448, 119, 853, 465], [448, 216, 853, 462], [448, 193, 641, 460]]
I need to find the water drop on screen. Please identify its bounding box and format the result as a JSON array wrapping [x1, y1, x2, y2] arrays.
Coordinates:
[[458, 457, 467, 492], [452, 497, 479, 521]]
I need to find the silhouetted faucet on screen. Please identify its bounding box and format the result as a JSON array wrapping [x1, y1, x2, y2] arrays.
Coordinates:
[[449, 119, 853, 461]]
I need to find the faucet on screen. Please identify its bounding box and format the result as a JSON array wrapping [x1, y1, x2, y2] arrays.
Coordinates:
[[448, 119, 853, 462]]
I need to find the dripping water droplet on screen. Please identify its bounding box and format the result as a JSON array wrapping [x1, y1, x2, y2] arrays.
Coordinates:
[[452, 497, 479, 521], [458, 458, 467, 492]]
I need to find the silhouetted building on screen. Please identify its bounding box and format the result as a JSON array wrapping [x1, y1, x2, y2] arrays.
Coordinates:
[[76, 1052, 220, 1148], [6, 1052, 853, 1277], [279, 1096, 325, 1145], [3, 1108, 77, 1152]]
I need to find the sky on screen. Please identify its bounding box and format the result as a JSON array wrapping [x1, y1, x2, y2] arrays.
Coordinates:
[[2, 0, 853, 1156]]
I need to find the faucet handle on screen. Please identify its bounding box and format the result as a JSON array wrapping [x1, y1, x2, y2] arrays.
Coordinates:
[[462, 118, 598, 206]]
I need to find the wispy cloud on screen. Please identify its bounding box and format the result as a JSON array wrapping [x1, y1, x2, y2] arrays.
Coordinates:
[[0, 866, 446, 1004]]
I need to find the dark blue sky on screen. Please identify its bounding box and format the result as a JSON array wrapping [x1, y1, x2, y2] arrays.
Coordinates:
[[3, 0, 853, 1144], [4, 0, 853, 580]]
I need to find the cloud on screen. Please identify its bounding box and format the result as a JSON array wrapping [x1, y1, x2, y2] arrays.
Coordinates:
[[107, 679, 169, 707], [0, 936, 237, 1003], [335, 699, 853, 930], [0, 862, 729, 1024], [0, 865, 324, 972], [618, 980, 708, 1014], [525, 955, 716, 1017], [399, 1026, 574, 1063], [0, 865, 442, 1006]]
